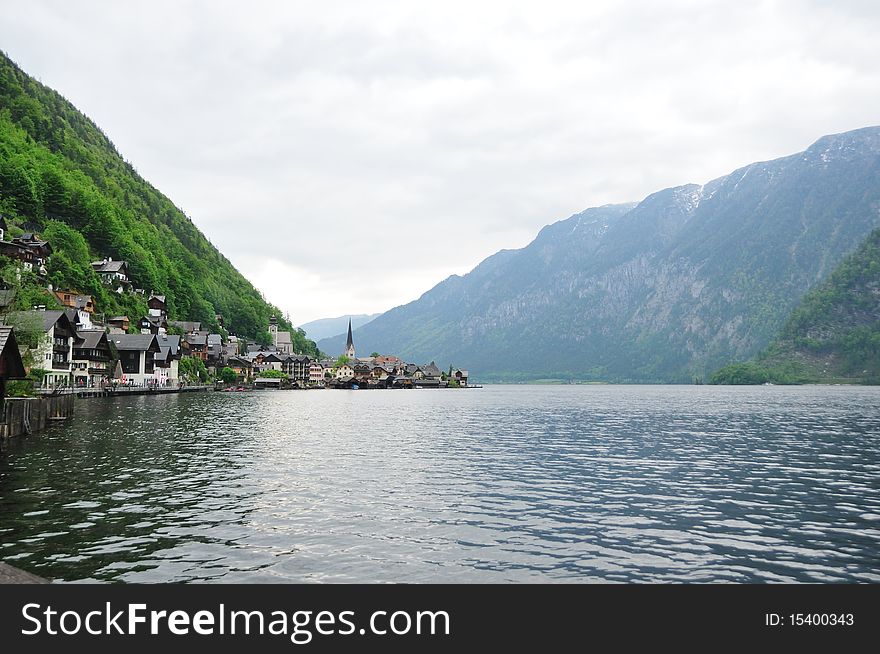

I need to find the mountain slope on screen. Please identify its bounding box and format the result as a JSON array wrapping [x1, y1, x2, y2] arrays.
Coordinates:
[[711, 227, 880, 384], [320, 127, 880, 381], [299, 313, 379, 342], [0, 51, 315, 351]]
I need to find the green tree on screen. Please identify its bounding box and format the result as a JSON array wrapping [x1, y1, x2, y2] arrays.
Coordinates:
[[259, 369, 286, 378], [219, 366, 237, 384]]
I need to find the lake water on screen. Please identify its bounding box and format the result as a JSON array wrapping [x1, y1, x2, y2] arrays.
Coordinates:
[[0, 385, 878, 583]]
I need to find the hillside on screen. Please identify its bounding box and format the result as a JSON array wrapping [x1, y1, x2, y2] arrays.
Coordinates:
[[298, 313, 380, 342], [0, 51, 316, 352], [319, 127, 880, 381], [711, 228, 880, 384]]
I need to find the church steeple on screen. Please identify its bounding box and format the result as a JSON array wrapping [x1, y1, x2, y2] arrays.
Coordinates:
[[345, 317, 355, 358]]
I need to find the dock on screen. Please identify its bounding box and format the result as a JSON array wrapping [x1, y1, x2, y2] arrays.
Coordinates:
[[39, 385, 215, 399]]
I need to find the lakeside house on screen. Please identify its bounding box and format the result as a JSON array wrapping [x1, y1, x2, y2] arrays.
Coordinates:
[[111, 334, 161, 386], [72, 330, 112, 387], [7, 310, 76, 388]]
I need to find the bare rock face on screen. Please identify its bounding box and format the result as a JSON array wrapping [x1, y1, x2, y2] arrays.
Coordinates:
[[319, 127, 880, 382]]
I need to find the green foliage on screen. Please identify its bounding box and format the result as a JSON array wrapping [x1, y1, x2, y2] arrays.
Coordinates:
[[0, 50, 318, 355], [7, 367, 47, 396], [219, 366, 237, 384], [711, 228, 880, 384], [334, 355, 350, 368], [709, 363, 795, 385], [178, 356, 209, 383], [370, 352, 380, 358], [259, 369, 286, 378]]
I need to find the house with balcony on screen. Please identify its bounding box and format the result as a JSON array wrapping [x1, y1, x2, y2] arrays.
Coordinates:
[[0, 234, 52, 277], [110, 334, 161, 386], [226, 355, 254, 383], [153, 334, 182, 386], [6, 310, 75, 388], [184, 331, 208, 361], [148, 294, 167, 317], [55, 289, 96, 314], [107, 315, 130, 333], [91, 258, 130, 292], [72, 330, 112, 388]]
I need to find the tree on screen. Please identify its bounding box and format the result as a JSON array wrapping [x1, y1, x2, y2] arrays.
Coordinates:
[[259, 369, 286, 378], [179, 356, 210, 383], [219, 367, 237, 384], [334, 355, 350, 367], [370, 352, 380, 358]]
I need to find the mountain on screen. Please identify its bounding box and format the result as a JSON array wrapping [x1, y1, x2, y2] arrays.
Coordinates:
[[711, 227, 880, 384], [298, 313, 379, 342], [319, 127, 880, 381], [0, 51, 316, 352]]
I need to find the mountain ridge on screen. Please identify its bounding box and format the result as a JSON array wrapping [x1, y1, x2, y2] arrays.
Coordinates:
[[319, 126, 880, 380]]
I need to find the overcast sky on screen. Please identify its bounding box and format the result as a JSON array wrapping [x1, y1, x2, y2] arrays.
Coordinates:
[[1, 1, 878, 325]]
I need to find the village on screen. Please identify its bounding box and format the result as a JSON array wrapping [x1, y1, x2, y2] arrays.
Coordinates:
[[0, 219, 470, 395]]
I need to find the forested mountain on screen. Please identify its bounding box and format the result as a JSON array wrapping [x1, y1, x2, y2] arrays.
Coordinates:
[[298, 313, 380, 342], [712, 227, 880, 384], [0, 51, 316, 352], [320, 127, 880, 381]]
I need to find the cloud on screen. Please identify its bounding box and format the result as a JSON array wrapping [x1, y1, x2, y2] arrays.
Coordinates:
[[2, 1, 878, 324]]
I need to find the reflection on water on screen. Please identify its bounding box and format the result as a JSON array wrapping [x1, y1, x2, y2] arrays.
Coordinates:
[[0, 385, 878, 583]]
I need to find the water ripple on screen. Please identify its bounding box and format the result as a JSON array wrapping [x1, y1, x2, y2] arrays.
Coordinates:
[[0, 385, 878, 583]]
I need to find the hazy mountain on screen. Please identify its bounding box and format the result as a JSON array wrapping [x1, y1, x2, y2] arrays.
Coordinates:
[[712, 227, 880, 384], [319, 126, 880, 381], [299, 313, 379, 342]]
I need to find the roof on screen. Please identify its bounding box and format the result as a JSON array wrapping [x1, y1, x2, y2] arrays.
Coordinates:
[[275, 331, 292, 345], [170, 320, 201, 332], [0, 326, 26, 379], [186, 333, 207, 346], [8, 310, 71, 334], [111, 333, 159, 352], [207, 333, 222, 345], [149, 295, 166, 303], [421, 362, 442, 376], [75, 330, 108, 349], [91, 259, 127, 273], [156, 334, 181, 356]]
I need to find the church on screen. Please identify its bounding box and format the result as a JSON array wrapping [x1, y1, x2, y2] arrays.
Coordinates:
[[344, 318, 355, 358]]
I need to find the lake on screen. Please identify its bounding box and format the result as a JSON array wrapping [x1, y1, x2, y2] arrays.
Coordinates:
[[1, 385, 878, 583]]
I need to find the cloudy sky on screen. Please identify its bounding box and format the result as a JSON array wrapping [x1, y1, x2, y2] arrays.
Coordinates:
[[1, 1, 878, 325]]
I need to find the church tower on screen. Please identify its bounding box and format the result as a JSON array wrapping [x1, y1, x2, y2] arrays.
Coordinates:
[[345, 318, 355, 358], [269, 315, 278, 348]]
